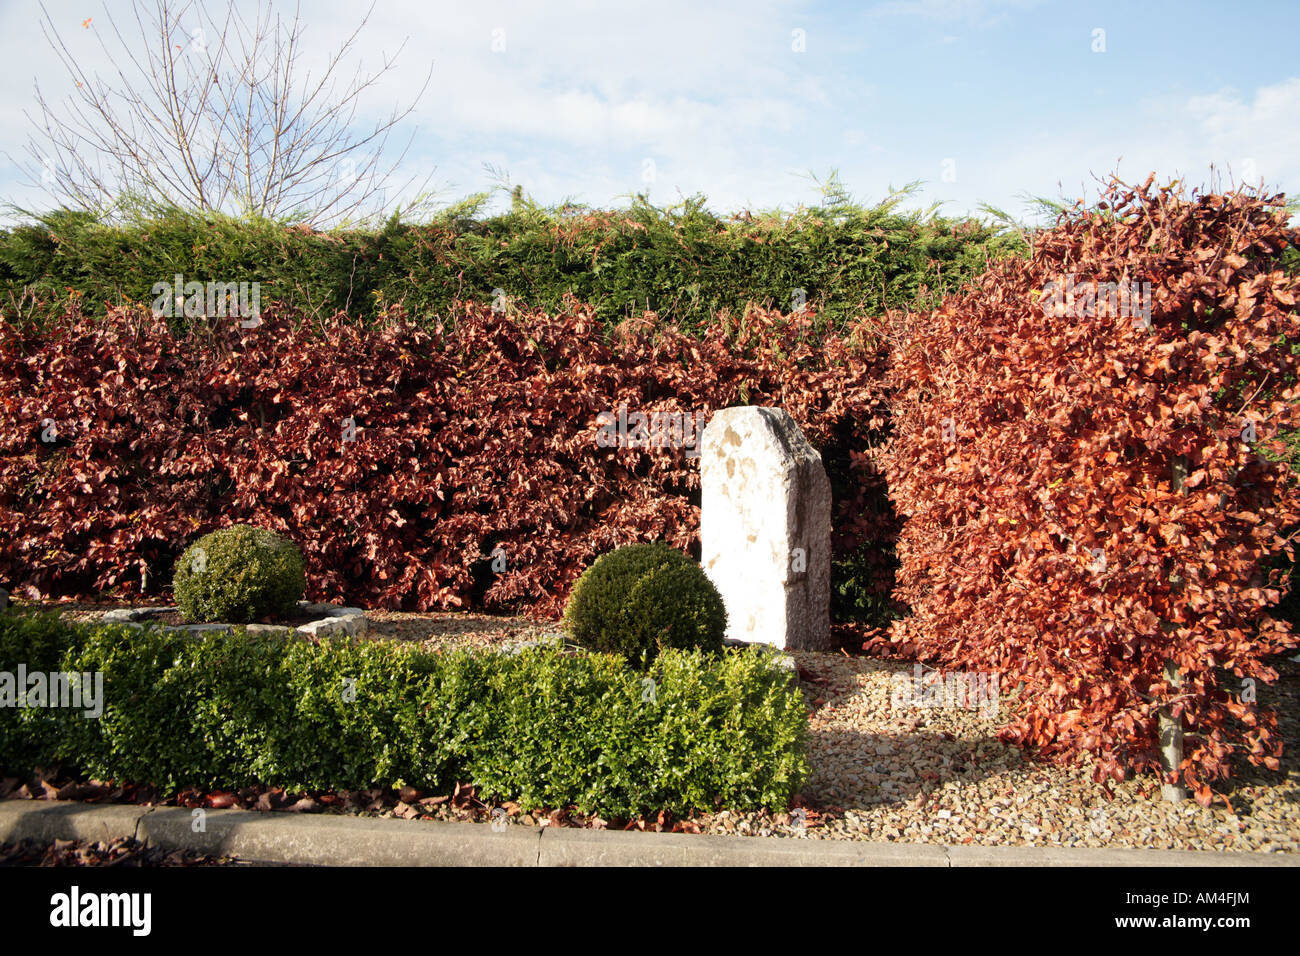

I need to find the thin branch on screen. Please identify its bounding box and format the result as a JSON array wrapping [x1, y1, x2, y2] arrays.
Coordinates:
[[13, 0, 431, 226]]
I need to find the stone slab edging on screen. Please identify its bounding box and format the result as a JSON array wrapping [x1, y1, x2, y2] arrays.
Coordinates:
[[1, 801, 1294, 867], [101, 601, 369, 639]]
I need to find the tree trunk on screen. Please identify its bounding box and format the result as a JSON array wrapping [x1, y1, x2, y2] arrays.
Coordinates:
[[1159, 659, 1186, 802], [1161, 456, 1189, 803]]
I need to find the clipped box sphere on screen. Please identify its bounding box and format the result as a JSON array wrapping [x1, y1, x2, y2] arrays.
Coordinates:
[[173, 525, 306, 624], [563, 542, 726, 667]]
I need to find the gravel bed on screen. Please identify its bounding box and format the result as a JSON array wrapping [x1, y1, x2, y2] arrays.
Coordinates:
[[363, 608, 554, 649], [42, 600, 547, 650], [709, 650, 1300, 853], [20, 600, 1300, 852]]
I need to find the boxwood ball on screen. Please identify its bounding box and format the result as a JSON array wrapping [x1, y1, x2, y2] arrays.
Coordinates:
[[173, 525, 306, 624], [563, 542, 726, 668]]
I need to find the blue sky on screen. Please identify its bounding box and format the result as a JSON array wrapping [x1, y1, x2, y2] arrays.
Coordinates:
[[2, 0, 1297, 223]]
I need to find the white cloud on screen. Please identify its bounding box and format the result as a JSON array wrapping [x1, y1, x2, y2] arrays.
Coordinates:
[[0, 1, 1295, 225], [866, 0, 1044, 26], [897, 77, 1300, 224], [1181, 78, 1300, 187], [1, 0, 842, 217]]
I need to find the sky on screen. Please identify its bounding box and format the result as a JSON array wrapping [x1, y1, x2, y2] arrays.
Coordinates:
[[1, 0, 1298, 224]]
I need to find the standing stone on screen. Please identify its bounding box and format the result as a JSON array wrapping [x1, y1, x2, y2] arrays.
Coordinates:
[[700, 406, 832, 651]]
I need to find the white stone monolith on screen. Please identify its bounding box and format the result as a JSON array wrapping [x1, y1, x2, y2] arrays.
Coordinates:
[[700, 406, 832, 651]]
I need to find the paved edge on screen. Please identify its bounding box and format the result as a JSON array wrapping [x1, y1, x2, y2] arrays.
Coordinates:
[[0, 801, 1294, 867]]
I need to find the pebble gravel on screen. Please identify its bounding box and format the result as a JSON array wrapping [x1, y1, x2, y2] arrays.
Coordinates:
[[699, 650, 1300, 853]]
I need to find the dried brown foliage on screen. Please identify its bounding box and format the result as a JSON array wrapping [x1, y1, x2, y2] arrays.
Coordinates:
[[880, 177, 1300, 801], [0, 297, 888, 618]]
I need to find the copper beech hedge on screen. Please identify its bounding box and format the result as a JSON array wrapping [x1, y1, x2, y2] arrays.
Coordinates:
[[0, 297, 890, 619], [880, 178, 1300, 802]]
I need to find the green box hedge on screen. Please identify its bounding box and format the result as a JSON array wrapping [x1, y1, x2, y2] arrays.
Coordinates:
[[0, 610, 809, 817]]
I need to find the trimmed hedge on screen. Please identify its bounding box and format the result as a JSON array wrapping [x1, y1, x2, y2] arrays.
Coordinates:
[[881, 179, 1300, 801], [563, 542, 727, 667], [0, 298, 894, 622], [0, 610, 809, 817], [0, 199, 1023, 335], [0, 609, 82, 772]]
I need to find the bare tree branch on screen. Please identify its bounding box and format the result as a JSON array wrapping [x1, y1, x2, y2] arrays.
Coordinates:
[[11, 0, 435, 226]]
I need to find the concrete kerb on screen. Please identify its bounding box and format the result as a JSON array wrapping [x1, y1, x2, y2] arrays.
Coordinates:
[[0, 801, 148, 846], [1, 801, 1294, 866]]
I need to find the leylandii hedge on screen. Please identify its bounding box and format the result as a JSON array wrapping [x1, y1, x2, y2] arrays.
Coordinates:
[[0, 297, 893, 620], [0, 196, 1022, 335], [0, 610, 809, 817], [881, 177, 1300, 802]]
